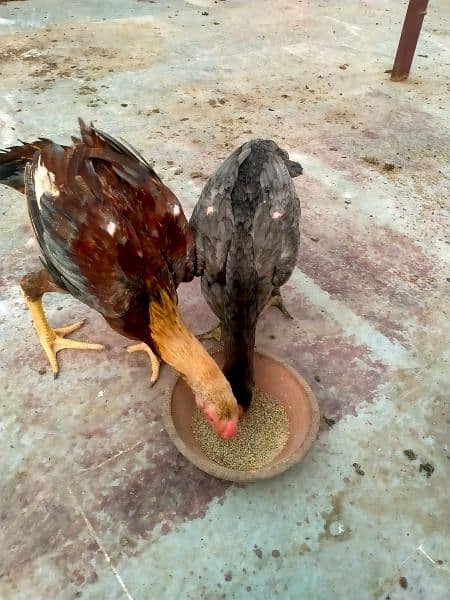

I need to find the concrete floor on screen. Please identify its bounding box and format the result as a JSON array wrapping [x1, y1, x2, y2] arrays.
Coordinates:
[[1, 0, 449, 598]]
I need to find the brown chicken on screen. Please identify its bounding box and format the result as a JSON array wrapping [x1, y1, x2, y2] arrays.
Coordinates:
[[0, 119, 239, 438]]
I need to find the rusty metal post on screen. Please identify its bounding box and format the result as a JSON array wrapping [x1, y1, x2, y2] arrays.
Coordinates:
[[390, 0, 429, 81]]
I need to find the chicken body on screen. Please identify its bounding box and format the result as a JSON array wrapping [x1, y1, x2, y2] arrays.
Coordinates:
[[190, 140, 302, 410], [0, 119, 239, 438]]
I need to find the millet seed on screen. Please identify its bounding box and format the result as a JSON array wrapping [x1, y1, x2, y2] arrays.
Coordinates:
[[192, 389, 289, 471]]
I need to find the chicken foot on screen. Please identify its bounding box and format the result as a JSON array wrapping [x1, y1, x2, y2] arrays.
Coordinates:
[[197, 323, 222, 344], [126, 342, 161, 385], [196, 290, 292, 345], [21, 269, 104, 377], [260, 289, 293, 320]]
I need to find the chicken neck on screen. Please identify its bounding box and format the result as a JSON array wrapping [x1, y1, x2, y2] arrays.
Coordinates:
[[149, 291, 235, 415], [222, 300, 257, 411]]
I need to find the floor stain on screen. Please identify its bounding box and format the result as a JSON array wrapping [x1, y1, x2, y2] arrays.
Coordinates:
[[0, 19, 167, 92], [319, 492, 352, 542]]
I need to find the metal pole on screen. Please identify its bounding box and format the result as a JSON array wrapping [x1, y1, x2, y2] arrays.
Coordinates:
[[390, 0, 429, 82]]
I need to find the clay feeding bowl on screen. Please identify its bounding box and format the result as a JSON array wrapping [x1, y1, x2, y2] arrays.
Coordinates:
[[163, 351, 320, 482]]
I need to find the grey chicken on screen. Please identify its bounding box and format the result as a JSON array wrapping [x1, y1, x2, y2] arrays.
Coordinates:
[[189, 139, 302, 411]]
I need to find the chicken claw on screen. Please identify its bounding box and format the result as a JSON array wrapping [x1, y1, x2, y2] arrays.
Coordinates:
[[260, 291, 293, 320], [126, 342, 161, 385], [25, 296, 104, 377], [197, 324, 222, 344]]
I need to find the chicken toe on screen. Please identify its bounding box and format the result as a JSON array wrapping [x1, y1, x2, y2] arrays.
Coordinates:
[[197, 323, 222, 344], [260, 291, 293, 320], [126, 342, 161, 385], [25, 296, 104, 377]]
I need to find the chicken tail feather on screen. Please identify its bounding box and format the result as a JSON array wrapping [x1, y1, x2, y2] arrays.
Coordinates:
[[0, 139, 52, 192]]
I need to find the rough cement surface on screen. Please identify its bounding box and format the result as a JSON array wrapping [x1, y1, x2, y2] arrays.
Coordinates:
[[0, 1, 449, 599]]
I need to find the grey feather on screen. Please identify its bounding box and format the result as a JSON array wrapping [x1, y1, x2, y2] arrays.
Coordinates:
[[190, 139, 301, 407], [190, 139, 300, 318]]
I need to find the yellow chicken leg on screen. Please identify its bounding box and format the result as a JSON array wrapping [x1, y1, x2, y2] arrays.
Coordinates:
[[25, 296, 104, 377], [126, 342, 161, 385]]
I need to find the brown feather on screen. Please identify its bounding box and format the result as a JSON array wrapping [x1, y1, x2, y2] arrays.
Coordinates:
[[9, 120, 195, 354]]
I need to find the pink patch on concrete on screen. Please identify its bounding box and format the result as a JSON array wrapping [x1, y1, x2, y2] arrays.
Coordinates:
[[297, 197, 438, 349], [257, 292, 386, 425]]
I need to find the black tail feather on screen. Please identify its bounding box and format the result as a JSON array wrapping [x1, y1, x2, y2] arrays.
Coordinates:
[[0, 140, 51, 192], [0, 157, 26, 192]]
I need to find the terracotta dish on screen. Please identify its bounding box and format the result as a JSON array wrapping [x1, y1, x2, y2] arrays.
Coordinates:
[[163, 351, 320, 482]]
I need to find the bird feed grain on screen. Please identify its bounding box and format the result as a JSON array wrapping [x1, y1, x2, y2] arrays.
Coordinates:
[[192, 389, 289, 470]]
